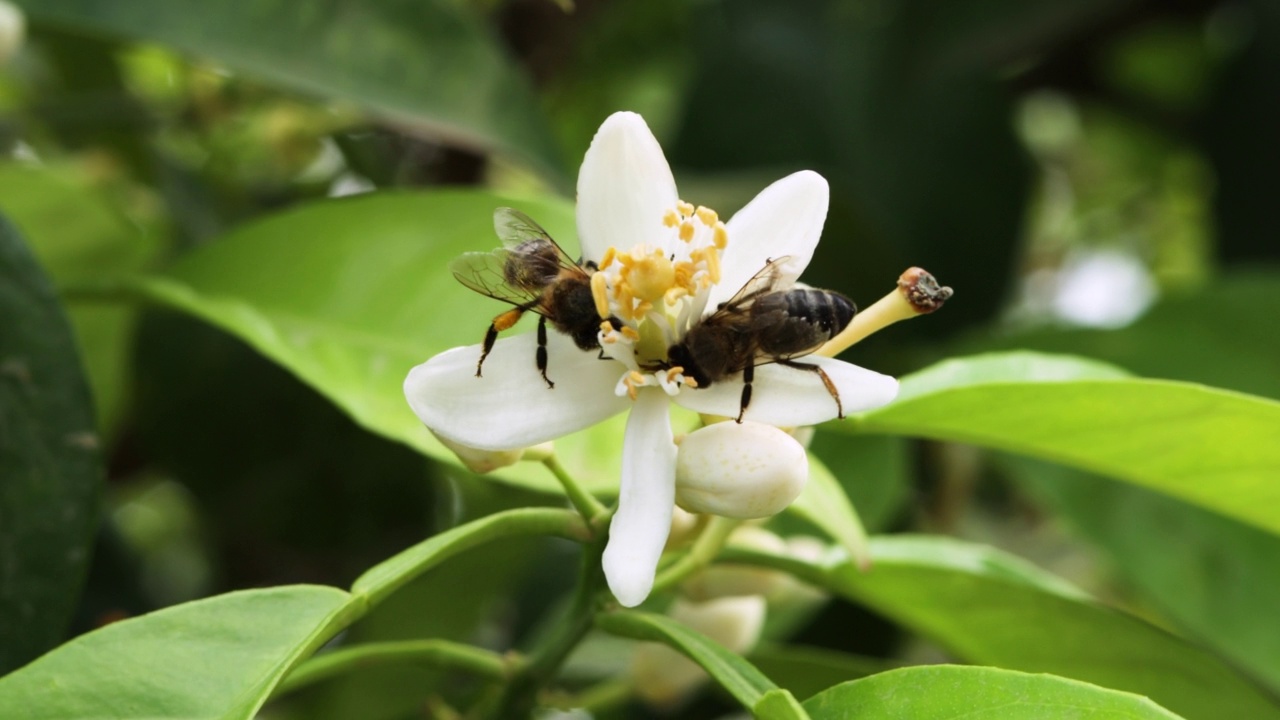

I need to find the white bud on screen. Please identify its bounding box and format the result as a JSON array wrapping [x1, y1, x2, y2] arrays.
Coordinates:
[[630, 596, 767, 707], [664, 505, 704, 552], [0, 2, 24, 65], [675, 421, 807, 519], [681, 525, 789, 601], [432, 431, 526, 474]]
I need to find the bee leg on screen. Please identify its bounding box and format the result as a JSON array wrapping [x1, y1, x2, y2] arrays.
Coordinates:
[[478, 306, 528, 377], [477, 323, 500, 377], [537, 315, 554, 389], [780, 359, 844, 419], [736, 363, 754, 423]]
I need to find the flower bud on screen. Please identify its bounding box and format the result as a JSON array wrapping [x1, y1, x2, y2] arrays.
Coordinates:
[[432, 431, 527, 474], [675, 421, 807, 519], [681, 525, 789, 601], [664, 506, 705, 552], [0, 2, 24, 65], [630, 596, 767, 707]]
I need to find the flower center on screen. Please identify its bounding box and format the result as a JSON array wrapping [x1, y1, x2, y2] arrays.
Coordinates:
[[590, 200, 729, 398]]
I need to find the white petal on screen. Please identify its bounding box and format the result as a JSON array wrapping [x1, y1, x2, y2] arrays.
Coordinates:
[[602, 388, 676, 607], [404, 331, 629, 451], [673, 356, 898, 427], [576, 112, 679, 262], [709, 170, 829, 308]]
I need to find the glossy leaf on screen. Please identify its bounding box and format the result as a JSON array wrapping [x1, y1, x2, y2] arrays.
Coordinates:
[[788, 453, 870, 568], [595, 610, 780, 711], [123, 190, 636, 493], [804, 665, 1184, 720], [14, 0, 565, 182], [351, 507, 587, 607], [1007, 455, 1280, 693], [844, 352, 1280, 537], [0, 164, 161, 434], [0, 214, 102, 672], [0, 586, 355, 720], [749, 644, 893, 701], [726, 535, 1280, 720]]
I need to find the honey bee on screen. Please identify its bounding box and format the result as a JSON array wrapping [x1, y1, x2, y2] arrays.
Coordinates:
[[451, 208, 621, 388], [664, 257, 855, 422]]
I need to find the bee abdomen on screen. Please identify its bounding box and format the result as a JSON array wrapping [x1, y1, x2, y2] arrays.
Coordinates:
[[751, 289, 855, 357]]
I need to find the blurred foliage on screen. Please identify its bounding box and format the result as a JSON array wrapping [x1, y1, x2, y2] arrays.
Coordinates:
[[1, 0, 1279, 717]]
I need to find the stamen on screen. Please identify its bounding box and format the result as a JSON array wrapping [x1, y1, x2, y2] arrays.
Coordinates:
[[679, 220, 696, 242], [591, 272, 611, 319], [683, 376, 698, 388], [703, 245, 722, 284], [695, 206, 718, 226], [599, 320, 614, 333], [665, 367, 684, 384], [663, 209, 680, 228], [677, 200, 695, 217], [712, 221, 728, 250], [620, 326, 640, 341], [599, 246, 617, 269]]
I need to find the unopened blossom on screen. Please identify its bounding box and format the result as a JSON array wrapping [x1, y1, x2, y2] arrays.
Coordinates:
[[404, 111, 899, 608], [675, 421, 808, 518]]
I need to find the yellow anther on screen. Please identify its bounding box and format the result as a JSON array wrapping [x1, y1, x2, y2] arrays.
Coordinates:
[[616, 284, 636, 319], [713, 221, 728, 250], [664, 286, 689, 305], [683, 376, 699, 388], [629, 370, 645, 384], [679, 220, 696, 243], [621, 326, 640, 341], [666, 367, 685, 383], [600, 246, 617, 269], [703, 245, 722, 284], [663, 209, 680, 228], [600, 319, 614, 333], [626, 252, 676, 303], [603, 335, 618, 345], [696, 206, 718, 226], [677, 200, 695, 217], [591, 272, 611, 319]]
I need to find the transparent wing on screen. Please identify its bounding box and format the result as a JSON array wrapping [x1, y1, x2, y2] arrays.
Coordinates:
[[449, 250, 545, 310], [493, 207, 582, 271], [713, 255, 792, 313]]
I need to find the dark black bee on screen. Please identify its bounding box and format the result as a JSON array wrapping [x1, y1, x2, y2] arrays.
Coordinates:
[[451, 207, 621, 388], [665, 257, 855, 422]]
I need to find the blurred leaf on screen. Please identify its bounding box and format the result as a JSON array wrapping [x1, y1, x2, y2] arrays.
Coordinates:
[[1006, 455, 1280, 694], [973, 272, 1280, 400], [749, 644, 893, 701], [672, 0, 1031, 330], [0, 214, 102, 673], [0, 586, 353, 720], [0, 163, 161, 433], [14, 0, 565, 183], [843, 352, 1280, 537], [123, 190, 630, 494], [788, 453, 869, 568], [351, 507, 585, 608], [595, 610, 781, 711], [808, 432, 910, 532], [803, 665, 1184, 720], [731, 536, 1280, 720]]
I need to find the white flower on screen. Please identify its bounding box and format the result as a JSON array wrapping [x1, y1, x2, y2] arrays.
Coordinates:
[[404, 111, 898, 607]]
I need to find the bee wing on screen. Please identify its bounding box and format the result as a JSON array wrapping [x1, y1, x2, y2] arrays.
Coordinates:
[[449, 250, 545, 311], [712, 255, 793, 313], [493, 207, 584, 272]]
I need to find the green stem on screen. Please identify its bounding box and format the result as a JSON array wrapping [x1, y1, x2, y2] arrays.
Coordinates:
[[649, 515, 740, 595], [274, 640, 512, 697], [543, 455, 609, 523], [480, 533, 609, 718]]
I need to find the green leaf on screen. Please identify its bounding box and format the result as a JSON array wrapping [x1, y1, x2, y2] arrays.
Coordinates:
[[351, 507, 587, 608], [0, 586, 355, 720], [14, 0, 565, 182], [0, 164, 161, 434], [726, 535, 1280, 720], [124, 190, 632, 494], [595, 610, 780, 710], [788, 453, 870, 568], [803, 665, 1185, 720], [749, 644, 894, 701], [844, 352, 1280, 537], [808, 432, 909, 533], [1006, 455, 1280, 693], [754, 688, 810, 720], [0, 214, 102, 673]]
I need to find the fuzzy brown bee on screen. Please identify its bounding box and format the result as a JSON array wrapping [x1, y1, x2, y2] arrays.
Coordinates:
[[664, 257, 855, 422], [451, 208, 621, 388]]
